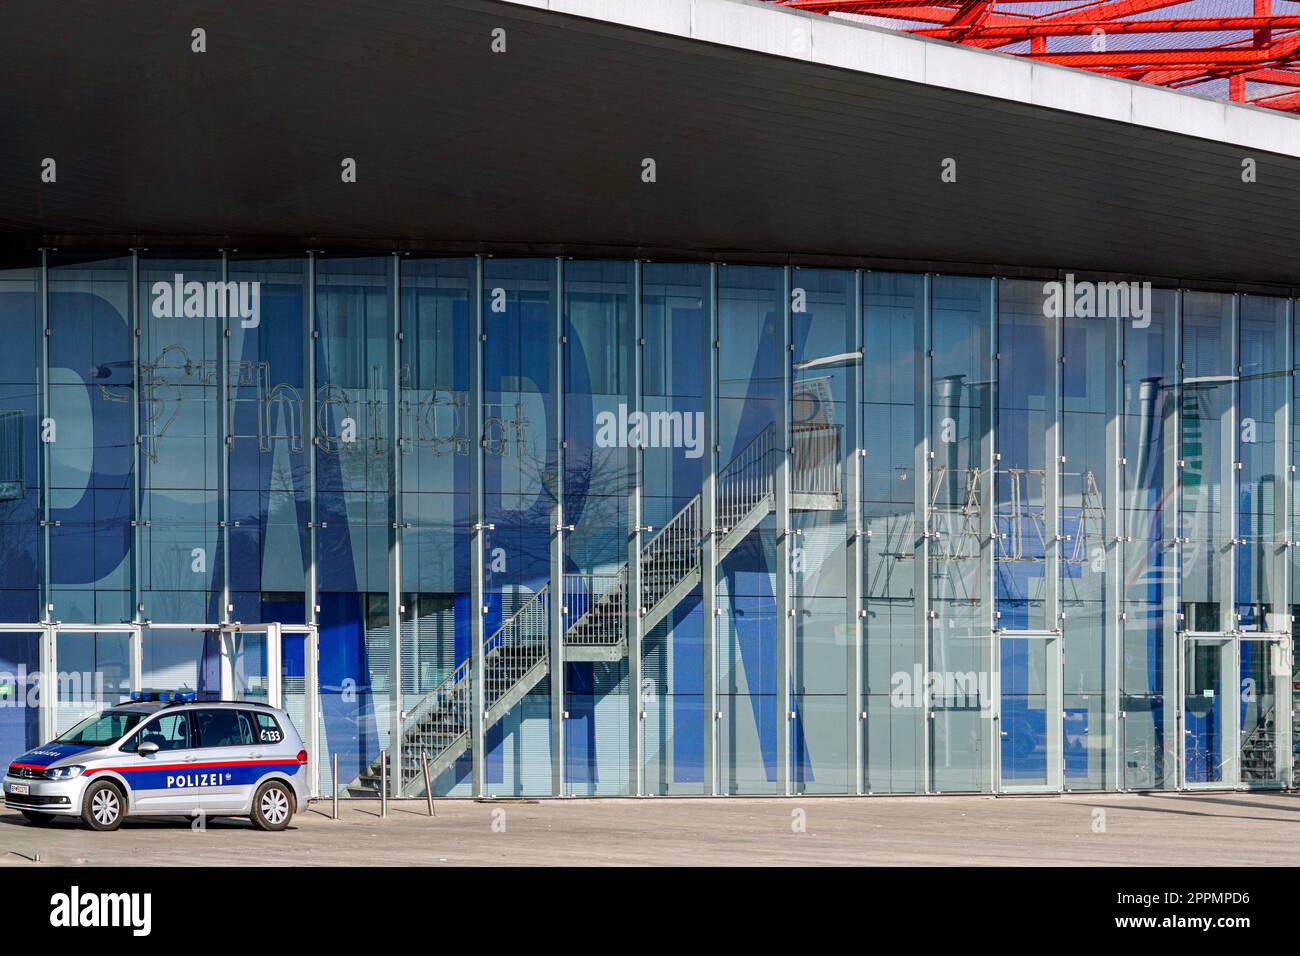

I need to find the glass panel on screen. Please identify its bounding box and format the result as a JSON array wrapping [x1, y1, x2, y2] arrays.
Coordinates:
[[563, 261, 632, 796], [1181, 292, 1233, 632], [928, 276, 993, 793], [231, 629, 268, 702], [48, 255, 133, 625], [1183, 639, 1226, 784], [862, 273, 923, 794], [1236, 296, 1288, 632], [1062, 290, 1112, 789], [55, 631, 132, 734], [400, 257, 473, 797], [142, 626, 218, 696], [1238, 639, 1280, 784], [640, 263, 707, 795], [1000, 636, 1048, 787], [315, 256, 394, 795], [482, 258, 554, 796], [0, 260, 42, 623], [791, 267, 851, 795], [227, 256, 308, 625], [1121, 290, 1178, 790], [716, 265, 782, 795], [0, 632, 41, 764], [995, 280, 1052, 630], [138, 257, 223, 623]]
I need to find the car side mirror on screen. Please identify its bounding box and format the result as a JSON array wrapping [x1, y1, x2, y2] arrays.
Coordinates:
[[138, 741, 159, 756]]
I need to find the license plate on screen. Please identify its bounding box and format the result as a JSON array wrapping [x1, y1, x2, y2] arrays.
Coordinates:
[[9, 783, 28, 796]]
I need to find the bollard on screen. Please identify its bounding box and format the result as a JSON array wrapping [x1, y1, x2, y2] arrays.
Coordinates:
[[422, 752, 435, 817], [380, 750, 388, 818], [332, 752, 339, 820]]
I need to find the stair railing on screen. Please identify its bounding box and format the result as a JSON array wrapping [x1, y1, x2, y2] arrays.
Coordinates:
[[563, 570, 627, 646], [717, 422, 778, 528]]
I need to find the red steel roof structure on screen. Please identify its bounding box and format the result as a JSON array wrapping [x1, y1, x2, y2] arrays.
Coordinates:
[[772, 0, 1300, 111]]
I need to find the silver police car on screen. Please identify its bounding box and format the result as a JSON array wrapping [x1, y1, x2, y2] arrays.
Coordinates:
[[3, 691, 310, 831]]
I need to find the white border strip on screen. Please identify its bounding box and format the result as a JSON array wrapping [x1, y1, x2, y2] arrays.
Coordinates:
[[501, 0, 1300, 157]]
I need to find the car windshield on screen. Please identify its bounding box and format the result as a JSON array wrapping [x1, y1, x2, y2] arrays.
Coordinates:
[[56, 710, 149, 746]]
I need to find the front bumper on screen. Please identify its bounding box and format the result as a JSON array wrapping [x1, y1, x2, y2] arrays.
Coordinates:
[[3, 774, 86, 816]]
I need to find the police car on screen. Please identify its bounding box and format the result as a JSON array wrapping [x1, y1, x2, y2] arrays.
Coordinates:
[[3, 691, 309, 831]]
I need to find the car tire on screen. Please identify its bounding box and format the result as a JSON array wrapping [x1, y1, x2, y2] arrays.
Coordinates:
[[20, 810, 55, 825], [81, 780, 125, 831], [250, 780, 293, 831]]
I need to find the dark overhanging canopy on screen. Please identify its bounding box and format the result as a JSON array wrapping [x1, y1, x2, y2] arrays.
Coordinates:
[[0, 0, 1298, 291]]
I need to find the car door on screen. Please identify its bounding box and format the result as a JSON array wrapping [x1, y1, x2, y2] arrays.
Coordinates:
[[117, 711, 197, 814], [189, 708, 255, 811]]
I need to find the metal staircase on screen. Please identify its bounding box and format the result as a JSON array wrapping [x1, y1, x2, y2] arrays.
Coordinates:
[[347, 421, 840, 796]]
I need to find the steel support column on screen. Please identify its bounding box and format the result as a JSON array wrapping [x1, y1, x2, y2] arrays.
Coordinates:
[[1104, 307, 1123, 790], [305, 251, 321, 785], [130, 250, 142, 625], [1045, 282, 1064, 793], [775, 267, 793, 795], [846, 270, 864, 794], [470, 256, 487, 798], [388, 253, 404, 798], [219, 250, 232, 628], [549, 256, 565, 796], [917, 275, 933, 794], [627, 260, 645, 796], [701, 263, 720, 795]]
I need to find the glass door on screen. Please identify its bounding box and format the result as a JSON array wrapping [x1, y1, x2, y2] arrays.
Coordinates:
[[997, 631, 1062, 792], [1238, 635, 1289, 787], [1181, 634, 1231, 787], [223, 623, 282, 705]]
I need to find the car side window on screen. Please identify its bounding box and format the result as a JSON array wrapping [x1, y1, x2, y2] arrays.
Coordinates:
[[122, 713, 192, 753], [194, 709, 246, 748], [253, 712, 284, 745], [236, 711, 258, 746]]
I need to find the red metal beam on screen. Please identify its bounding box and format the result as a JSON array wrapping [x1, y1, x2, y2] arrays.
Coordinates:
[[773, 0, 1300, 111]]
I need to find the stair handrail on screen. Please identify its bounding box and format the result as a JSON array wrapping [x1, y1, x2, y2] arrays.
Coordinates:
[[399, 584, 550, 735], [563, 570, 627, 645]]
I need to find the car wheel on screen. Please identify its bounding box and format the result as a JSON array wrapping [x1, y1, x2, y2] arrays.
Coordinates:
[[81, 780, 125, 831], [20, 810, 55, 825], [251, 780, 293, 831]]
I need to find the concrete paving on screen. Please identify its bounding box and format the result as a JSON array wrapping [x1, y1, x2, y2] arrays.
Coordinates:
[[0, 791, 1296, 866]]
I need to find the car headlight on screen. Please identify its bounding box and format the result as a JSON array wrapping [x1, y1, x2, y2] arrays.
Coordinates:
[[45, 765, 84, 780]]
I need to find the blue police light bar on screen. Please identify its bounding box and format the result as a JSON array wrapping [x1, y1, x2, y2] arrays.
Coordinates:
[[128, 689, 198, 703]]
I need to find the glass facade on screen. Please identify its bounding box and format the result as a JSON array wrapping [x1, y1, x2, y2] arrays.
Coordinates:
[[0, 251, 1294, 796]]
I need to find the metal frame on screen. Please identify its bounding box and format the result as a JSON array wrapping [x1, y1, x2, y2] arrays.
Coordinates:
[[775, 1, 1300, 112]]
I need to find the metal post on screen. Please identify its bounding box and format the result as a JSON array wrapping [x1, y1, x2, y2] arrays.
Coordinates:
[[388, 253, 403, 799], [1279, 299, 1295, 789], [37, 251, 53, 742], [380, 750, 388, 817], [917, 275, 933, 794], [627, 260, 645, 796], [129, 250, 142, 626], [1168, 291, 1184, 789], [470, 256, 487, 798], [847, 270, 864, 794], [1105, 304, 1123, 790], [984, 277, 998, 794], [332, 752, 339, 820], [220, 250, 231, 629], [422, 753, 435, 816], [701, 263, 719, 795], [549, 256, 566, 796], [1045, 280, 1063, 793], [775, 266, 793, 795]]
